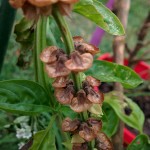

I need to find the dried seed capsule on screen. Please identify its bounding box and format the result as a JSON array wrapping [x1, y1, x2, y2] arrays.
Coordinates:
[[28, 0, 57, 7], [87, 118, 102, 134], [70, 90, 92, 113], [55, 80, 74, 104], [79, 123, 96, 142], [95, 132, 113, 150], [45, 55, 71, 78], [65, 51, 93, 72], [9, 0, 26, 8], [62, 117, 80, 132]]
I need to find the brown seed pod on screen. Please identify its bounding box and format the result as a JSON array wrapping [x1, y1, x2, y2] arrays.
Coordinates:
[[95, 132, 113, 150], [9, 0, 26, 8], [45, 55, 71, 78], [70, 90, 92, 113], [86, 76, 101, 87], [72, 143, 88, 150], [28, 0, 57, 7], [40, 46, 58, 64], [52, 76, 68, 88], [79, 123, 96, 142], [62, 117, 80, 132], [87, 118, 102, 134], [55, 80, 74, 104], [65, 51, 93, 72]]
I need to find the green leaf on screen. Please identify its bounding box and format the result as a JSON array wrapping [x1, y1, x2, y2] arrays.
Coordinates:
[[102, 103, 119, 137], [105, 92, 145, 133], [73, 0, 125, 35], [30, 115, 57, 150], [0, 80, 51, 115], [86, 60, 143, 89], [127, 134, 150, 150]]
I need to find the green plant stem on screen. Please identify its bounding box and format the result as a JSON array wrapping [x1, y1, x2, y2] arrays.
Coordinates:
[[34, 17, 54, 106], [52, 6, 81, 91], [0, 0, 16, 73]]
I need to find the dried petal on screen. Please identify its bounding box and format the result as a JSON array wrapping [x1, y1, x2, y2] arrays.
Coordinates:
[[95, 132, 113, 150], [65, 51, 93, 72], [9, 0, 26, 8], [62, 118, 80, 132], [86, 76, 101, 87], [72, 143, 88, 150], [45, 55, 71, 78], [55, 81, 74, 104], [52, 76, 68, 88], [79, 123, 96, 142], [40, 46, 58, 64], [28, 0, 57, 7], [87, 118, 102, 134], [70, 90, 92, 113]]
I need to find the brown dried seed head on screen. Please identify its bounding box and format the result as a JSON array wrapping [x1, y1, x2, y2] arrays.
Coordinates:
[[86, 76, 101, 87], [62, 118, 80, 132], [28, 0, 57, 7], [9, 0, 26, 8], [79, 123, 96, 142], [65, 51, 93, 72], [40, 46, 58, 64], [45, 55, 71, 78], [95, 132, 113, 150], [87, 118, 102, 134], [70, 90, 92, 113], [55, 81, 74, 104]]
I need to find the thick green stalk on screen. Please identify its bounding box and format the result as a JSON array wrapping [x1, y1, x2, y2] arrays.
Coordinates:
[[52, 7, 81, 91], [34, 17, 54, 106], [0, 0, 16, 73]]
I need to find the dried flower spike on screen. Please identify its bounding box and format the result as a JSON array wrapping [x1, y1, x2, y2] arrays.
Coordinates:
[[62, 117, 80, 132], [70, 90, 92, 113], [65, 51, 93, 72]]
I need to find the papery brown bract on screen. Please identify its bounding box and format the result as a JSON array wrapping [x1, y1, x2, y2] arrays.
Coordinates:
[[95, 132, 113, 150], [87, 118, 102, 134], [52, 76, 68, 88], [79, 123, 96, 142], [86, 76, 101, 87], [45, 55, 70, 78], [72, 143, 88, 150], [55, 81, 74, 104], [62, 117, 80, 132], [70, 90, 92, 113], [65, 51, 93, 72], [40, 46, 58, 64], [9, 0, 26, 8]]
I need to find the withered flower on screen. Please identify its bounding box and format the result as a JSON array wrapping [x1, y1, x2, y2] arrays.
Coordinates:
[[55, 80, 74, 104], [62, 117, 80, 132], [79, 123, 96, 142], [52, 76, 68, 88], [87, 118, 102, 134], [83, 81, 104, 104], [72, 143, 88, 150], [65, 51, 93, 72], [9, 0, 26, 8], [45, 55, 71, 78], [86, 76, 101, 87], [73, 36, 100, 55], [95, 132, 113, 150], [40, 46, 59, 64], [70, 90, 92, 113]]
